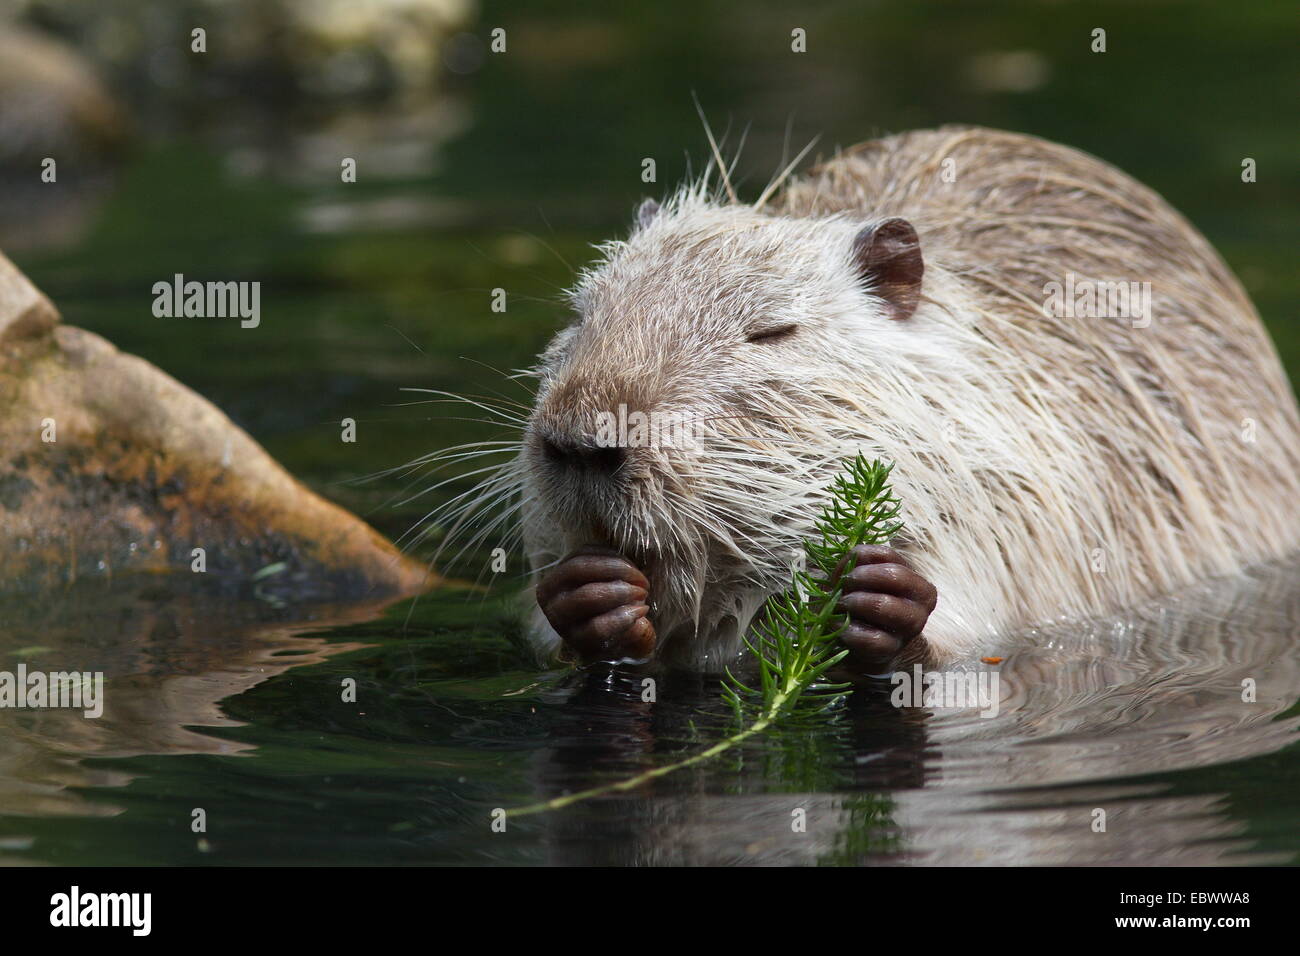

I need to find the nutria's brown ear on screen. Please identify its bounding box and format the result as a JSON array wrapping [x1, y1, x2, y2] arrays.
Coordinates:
[[636, 198, 660, 229], [852, 217, 924, 320]]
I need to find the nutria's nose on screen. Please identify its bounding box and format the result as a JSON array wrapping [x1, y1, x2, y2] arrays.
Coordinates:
[[540, 435, 627, 475]]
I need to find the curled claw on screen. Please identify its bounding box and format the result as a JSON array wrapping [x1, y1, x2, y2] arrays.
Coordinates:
[[538, 547, 656, 662], [836, 544, 937, 672]]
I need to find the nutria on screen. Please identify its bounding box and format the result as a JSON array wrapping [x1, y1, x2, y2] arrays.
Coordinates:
[[462, 125, 1300, 673]]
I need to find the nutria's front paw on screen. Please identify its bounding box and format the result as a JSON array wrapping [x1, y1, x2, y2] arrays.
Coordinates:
[[836, 544, 937, 673], [536, 547, 656, 663]]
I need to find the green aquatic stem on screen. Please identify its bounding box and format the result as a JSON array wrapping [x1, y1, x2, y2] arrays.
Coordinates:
[[506, 691, 796, 817], [506, 455, 903, 819]]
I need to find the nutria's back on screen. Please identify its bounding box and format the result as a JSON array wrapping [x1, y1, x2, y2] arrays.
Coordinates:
[[768, 126, 1300, 655], [514, 125, 1300, 667]]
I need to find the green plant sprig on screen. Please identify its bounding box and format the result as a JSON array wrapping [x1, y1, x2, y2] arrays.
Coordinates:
[[505, 454, 903, 818], [723, 454, 903, 722]]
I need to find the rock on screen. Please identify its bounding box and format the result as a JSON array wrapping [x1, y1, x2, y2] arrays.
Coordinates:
[[0, 251, 433, 598], [8, 0, 474, 106], [0, 23, 129, 164], [0, 253, 58, 342], [0, 22, 127, 252]]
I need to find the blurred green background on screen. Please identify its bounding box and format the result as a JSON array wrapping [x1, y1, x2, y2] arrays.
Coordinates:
[[3, 0, 1295, 559]]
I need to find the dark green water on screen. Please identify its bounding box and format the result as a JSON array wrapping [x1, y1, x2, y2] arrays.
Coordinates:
[[1, 0, 1297, 864]]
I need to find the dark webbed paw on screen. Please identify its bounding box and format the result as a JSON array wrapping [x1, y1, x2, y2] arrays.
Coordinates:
[[836, 544, 937, 672], [536, 547, 656, 662]]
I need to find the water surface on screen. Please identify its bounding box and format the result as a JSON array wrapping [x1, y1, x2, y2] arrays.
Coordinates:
[[1, 0, 1296, 866]]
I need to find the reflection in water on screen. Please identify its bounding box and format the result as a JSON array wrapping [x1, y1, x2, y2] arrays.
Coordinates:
[[0, 557, 1296, 866], [0, 578, 374, 820], [884, 552, 1300, 865], [516, 554, 1300, 865]]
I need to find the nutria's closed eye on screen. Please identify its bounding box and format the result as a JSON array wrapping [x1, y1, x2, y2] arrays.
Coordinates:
[[745, 324, 798, 343], [513, 125, 1300, 674]]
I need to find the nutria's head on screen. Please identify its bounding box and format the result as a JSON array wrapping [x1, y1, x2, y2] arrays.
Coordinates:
[[520, 186, 925, 666]]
